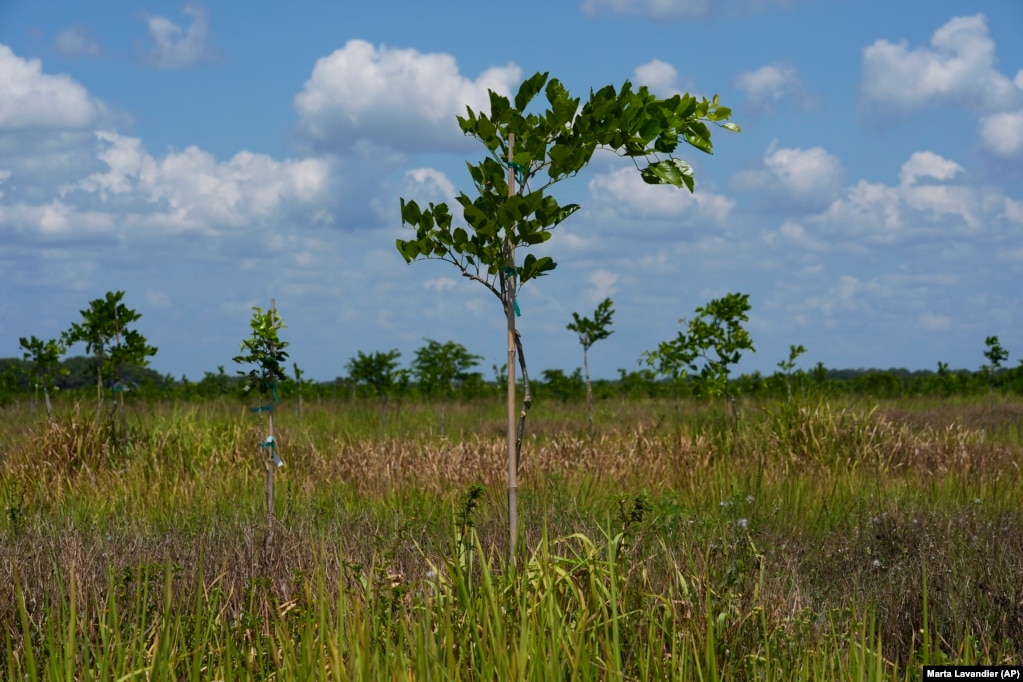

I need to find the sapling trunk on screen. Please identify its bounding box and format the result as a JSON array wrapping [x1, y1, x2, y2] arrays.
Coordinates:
[[513, 329, 532, 470], [266, 299, 278, 532], [584, 347, 593, 433], [505, 134, 518, 564]]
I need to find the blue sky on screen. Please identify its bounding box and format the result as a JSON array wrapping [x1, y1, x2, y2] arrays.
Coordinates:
[[1, 0, 1022, 382]]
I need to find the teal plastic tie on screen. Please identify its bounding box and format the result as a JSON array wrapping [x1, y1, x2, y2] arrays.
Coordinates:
[[505, 160, 525, 186], [248, 382, 280, 413], [503, 267, 521, 317]]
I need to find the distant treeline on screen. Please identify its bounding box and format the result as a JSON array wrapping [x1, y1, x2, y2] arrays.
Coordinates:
[[2, 355, 1022, 406]]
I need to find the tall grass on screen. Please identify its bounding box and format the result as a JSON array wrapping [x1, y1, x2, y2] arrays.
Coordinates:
[[1, 394, 1021, 678]]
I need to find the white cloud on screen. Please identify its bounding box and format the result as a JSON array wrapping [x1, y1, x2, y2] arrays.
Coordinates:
[[0, 199, 115, 238], [423, 277, 457, 291], [799, 151, 1007, 247], [920, 312, 952, 331], [732, 141, 843, 206], [734, 63, 814, 116], [588, 166, 734, 224], [54, 26, 101, 60], [898, 151, 963, 186], [141, 3, 216, 70], [62, 131, 330, 234], [978, 110, 1023, 158], [401, 168, 456, 206], [804, 274, 880, 316], [0, 45, 103, 130], [581, 0, 714, 19], [860, 14, 1021, 118], [579, 0, 798, 20], [146, 290, 171, 308], [767, 220, 829, 252], [633, 59, 687, 96], [1006, 198, 1023, 225], [294, 39, 521, 152], [587, 269, 619, 301]]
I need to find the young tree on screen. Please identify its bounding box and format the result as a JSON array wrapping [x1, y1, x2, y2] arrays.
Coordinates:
[[233, 301, 289, 528], [540, 367, 585, 403], [776, 343, 806, 403], [645, 292, 755, 422], [18, 335, 65, 420], [63, 291, 157, 412], [412, 339, 482, 434], [397, 71, 738, 559], [567, 297, 615, 432], [345, 349, 403, 401], [412, 339, 482, 397], [983, 335, 1009, 396]]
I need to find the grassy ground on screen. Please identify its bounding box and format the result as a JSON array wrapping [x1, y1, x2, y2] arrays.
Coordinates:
[[1, 393, 1021, 679]]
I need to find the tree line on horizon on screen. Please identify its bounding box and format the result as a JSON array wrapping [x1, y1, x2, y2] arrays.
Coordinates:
[[3, 345, 1022, 406]]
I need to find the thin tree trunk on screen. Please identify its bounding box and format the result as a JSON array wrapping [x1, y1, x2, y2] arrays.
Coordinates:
[[266, 299, 278, 535], [584, 346, 593, 433], [505, 133, 518, 565]]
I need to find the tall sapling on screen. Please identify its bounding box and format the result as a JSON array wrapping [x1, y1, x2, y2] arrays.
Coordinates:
[[234, 301, 289, 527], [567, 297, 615, 432], [398, 71, 738, 559]]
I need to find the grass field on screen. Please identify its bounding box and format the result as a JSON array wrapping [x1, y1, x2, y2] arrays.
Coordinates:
[[1, 393, 1021, 679]]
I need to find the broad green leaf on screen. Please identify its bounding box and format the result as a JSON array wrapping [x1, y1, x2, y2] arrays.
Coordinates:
[[515, 72, 549, 111], [640, 158, 694, 191]]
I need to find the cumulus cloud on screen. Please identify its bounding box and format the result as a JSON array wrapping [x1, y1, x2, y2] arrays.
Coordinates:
[[732, 141, 843, 209], [860, 14, 1021, 118], [898, 151, 963, 186], [588, 165, 735, 226], [400, 167, 456, 207], [54, 26, 101, 60], [294, 39, 520, 153], [0, 199, 115, 239], [140, 3, 216, 70], [0, 45, 104, 131], [633, 59, 690, 96], [978, 110, 1023, 158], [807, 151, 994, 246], [62, 131, 330, 234], [587, 269, 620, 301], [734, 63, 814, 116]]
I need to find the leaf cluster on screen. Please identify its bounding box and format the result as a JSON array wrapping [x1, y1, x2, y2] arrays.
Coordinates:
[[18, 336, 66, 388], [983, 336, 1009, 370], [411, 339, 482, 398], [62, 291, 158, 380], [345, 350, 403, 398], [567, 298, 615, 351], [644, 292, 755, 398], [233, 306, 289, 398], [397, 72, 738, 305]]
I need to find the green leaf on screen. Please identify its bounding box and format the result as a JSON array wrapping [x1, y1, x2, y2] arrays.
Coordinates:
[[515, 72, 549, 111], [640, 158, 694, 191]]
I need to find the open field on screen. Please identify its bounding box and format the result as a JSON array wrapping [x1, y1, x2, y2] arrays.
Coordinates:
[[2, 394, 1022, 679]]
